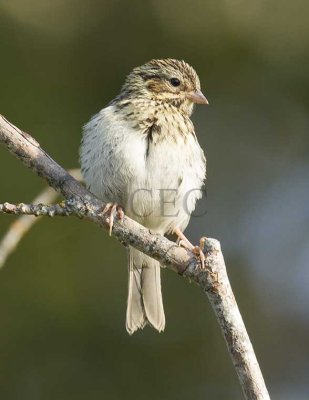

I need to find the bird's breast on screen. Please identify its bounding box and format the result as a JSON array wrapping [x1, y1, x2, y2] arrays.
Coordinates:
[[80, 105, 206, 234], [126, 125, 206, 233]]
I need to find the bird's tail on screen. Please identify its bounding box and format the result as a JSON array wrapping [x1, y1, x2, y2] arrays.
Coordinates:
[[126, 246, 165, 334]]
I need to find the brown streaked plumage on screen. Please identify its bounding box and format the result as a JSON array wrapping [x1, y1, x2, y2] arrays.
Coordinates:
[[114, 58, 207, 116]]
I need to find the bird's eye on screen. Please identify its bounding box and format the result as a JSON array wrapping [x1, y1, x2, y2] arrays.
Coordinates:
[[170, 78, 181, 87]]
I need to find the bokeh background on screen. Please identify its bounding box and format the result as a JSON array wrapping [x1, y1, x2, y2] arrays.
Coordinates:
[[0, 1, 308, 399]]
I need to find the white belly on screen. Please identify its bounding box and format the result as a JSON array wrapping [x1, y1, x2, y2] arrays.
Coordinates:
[[127, 133, 205, 233]]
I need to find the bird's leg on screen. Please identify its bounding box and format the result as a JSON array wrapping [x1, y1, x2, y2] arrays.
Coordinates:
[[103, 203, 124, 236], [175, 228, 195, 251], [173, 227, 206, 269], [116, 205, 124, 221]]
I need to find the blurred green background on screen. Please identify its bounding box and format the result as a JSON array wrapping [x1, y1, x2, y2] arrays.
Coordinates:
[[0, 1, 308, 399]]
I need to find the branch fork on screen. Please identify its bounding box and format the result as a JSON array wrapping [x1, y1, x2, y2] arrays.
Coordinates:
[[0, 114, 270, 400]]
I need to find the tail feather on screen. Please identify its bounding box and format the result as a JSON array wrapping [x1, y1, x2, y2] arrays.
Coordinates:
[[126, 251, 147, 333], [126, 246, 165, 334]]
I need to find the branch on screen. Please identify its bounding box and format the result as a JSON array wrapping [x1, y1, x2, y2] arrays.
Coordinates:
[[0, 169, 81, 268], [0, 114, 270, 400], [0, 201, 74, 217]]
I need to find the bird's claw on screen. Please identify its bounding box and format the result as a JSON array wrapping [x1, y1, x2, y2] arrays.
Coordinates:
[[103, 203, 124, 236], [174, 227, 206, 269], [192, 246, 206, 269]]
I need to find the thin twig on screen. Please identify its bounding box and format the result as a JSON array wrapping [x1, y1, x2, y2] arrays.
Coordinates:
[[0, 169, 81, 268], [0, 114, 271, 400], [0, 201, 73, 216]]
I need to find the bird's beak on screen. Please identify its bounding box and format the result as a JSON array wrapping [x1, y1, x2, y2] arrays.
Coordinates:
[[187, 89, 209, 105]]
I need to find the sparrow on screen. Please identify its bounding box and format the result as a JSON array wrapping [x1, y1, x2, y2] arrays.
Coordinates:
[[80, 59, 207, 334]]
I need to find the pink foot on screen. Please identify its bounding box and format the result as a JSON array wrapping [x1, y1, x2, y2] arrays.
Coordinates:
[[103, 203, 124, 236], [174, 227, 206, 269]]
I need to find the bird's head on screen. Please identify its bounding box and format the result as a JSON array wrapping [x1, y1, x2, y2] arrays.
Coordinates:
[[119, 59, 208, 116]]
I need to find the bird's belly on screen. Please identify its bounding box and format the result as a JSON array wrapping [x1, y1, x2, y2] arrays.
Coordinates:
[[125, 136, 205, 234]]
